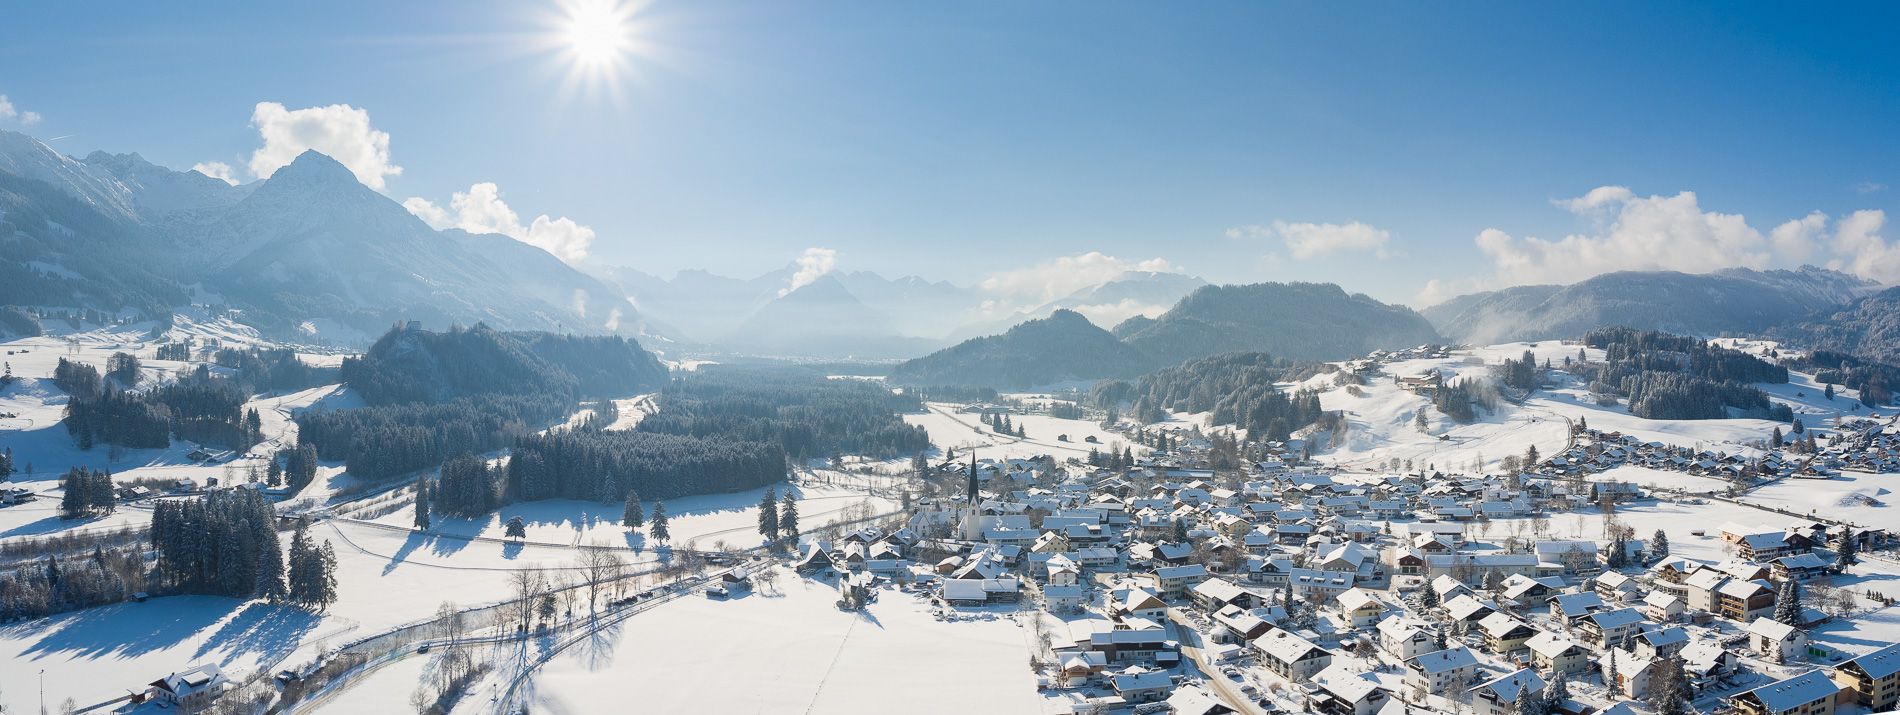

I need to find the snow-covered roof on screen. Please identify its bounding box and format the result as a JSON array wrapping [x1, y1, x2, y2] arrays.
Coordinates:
[[1740, 670, 1839, 711], [1844, 642, 1900, 680], [1406, 646, 1478, 674]]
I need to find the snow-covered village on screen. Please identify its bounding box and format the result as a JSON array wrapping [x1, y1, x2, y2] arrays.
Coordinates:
[[9, 3, 1900, 713]]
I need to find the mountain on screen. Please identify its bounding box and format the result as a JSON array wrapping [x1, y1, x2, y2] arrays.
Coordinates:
[[1119, 282, 1442, 365], [887, 309, 1154, 389], [724, 275, 937, 358], [948, 270, 1205, 341], [0, 130, 643, 346], [1769, 286, 1900, 364], [1424, 267, 1878, 345]]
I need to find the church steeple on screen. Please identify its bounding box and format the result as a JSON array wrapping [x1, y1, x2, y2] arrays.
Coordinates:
[[966, 453, 979, 505]]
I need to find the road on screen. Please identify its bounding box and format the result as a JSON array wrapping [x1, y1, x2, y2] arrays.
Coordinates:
[[1166, 608, 1268, 715]]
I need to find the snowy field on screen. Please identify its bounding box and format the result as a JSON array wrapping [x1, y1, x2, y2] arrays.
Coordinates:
[[512, 567, 1039, 714], [365, 482, 895, 552], [1585, 465, 1735, 494], [904, 402, 1140, 461], [1741, 470, 1900, 527]]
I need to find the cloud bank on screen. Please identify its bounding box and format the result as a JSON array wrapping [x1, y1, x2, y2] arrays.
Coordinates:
[[780, 247, 838, 297], [404, 182, 596, 263], [1228, 220, 1392, 259], [0, 94, 41, 126]]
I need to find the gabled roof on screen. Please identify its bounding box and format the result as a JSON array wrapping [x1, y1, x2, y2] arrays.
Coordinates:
[[1406, 646, 1478, 674], [1843, 642, 1900, 680], [1584, 607, 1645, 630], [1739, 670, 1839, 711], [1313, 665, 1385, 702], [1525, 631, 1583, 658], [1746, 617, 1801, 641], [1476, 668, 1546, 701]]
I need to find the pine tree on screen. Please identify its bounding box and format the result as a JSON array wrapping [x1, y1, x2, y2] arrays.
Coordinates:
[[1525, 444, 1539, 466], [622, 489, 644, 529], [1825, 383, 1835, 400], [413, 481, 432, 530], [1419, 584, 1439, 609], [1415, 410, 1429, 433], [1771, 427, 1784, 448], [288, 518, 318, 606], [650, 502, 670, 543], [1546, 670, 1569, 705], [1515, 680, 1547, 715], [1775, 579, 1802, 625], [504, 516, 527, 542], [1791, 417, 1805, 434], [1838, 527, 1859, 569], [1650, 529, 1669, 561], [779, 492, 799, 540], [1171, 519, 1189, 542], [1657, 692, 1685, 715], [758, 486, 780, 542]]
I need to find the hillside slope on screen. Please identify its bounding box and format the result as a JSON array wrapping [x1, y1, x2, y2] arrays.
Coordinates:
[[1119, 282, 1441, 365], [887, 309, 1153, 389]]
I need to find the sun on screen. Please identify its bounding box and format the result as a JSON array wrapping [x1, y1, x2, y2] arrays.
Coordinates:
[[564, 0, 628, 69]]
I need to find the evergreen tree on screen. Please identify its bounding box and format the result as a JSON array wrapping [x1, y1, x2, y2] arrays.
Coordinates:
[[1791, 417, 1805, 434], [1419, 584, 1440, 609], [1650, 529, 1669, 561], [1771, 427, 1784, 448], [1838, 527, 1859, 569], [504, 516, 527, 542], [1546, 670, 1569, 705], [1525, 444, 1539, 466], [758, 486, 780, 542], [1171, 519, 1189, 542], [1825, 383, 1836, 401], [779, 492, 799, 540], [1657, 692, 1685, 715], [1775, 579, 1802, 625], [1432, 626, 1447, 652], [1515, 680, 1547, 715], [622, 489, 644, 529], [650, 502, 670, 543], [286, 518, 336, 609], [413, 481, 432, 530]]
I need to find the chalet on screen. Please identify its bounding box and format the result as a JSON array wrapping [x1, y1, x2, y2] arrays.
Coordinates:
[[1477, 612, 1535, 654], [1730, 669, 1839, 715], [1442, 594, 1496, 625], [1577, 608, 1645, 648], [1336, 588, 1387, 628], [1212, 606, 1276, 643], [1525, 632, 1590, 675], [1632, 626, 1689, 661], [1110, 670, 1172, 703], [1056, 652, 1108, 687], [1715, 579, 1777, 623], [1253, 630, 1333, 684], [1746, 617, 1809, 662], [1376, 616, 1440, 661], [1832, 642, 1900, 712], [1596, 571, 1643, 601], [137, 665, 226, 709], [1190, 577, 1257, 613], [1773, 553, 1832, 582], [1309, 665, 1390, 715], [1115, 588, 1169, 622], [1469, 669, 1545, 715], [1549, 591, 1606, 621], [1641, 589, 1687, 623], [1167, 685, 1236, 715], [1404, 646, 1479, 695], [1148, 564, 1209, 598]]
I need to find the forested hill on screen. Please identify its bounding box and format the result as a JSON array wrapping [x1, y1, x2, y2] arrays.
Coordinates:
[[638, 366, 929, 460], [1090, 352, 1338, 441], [1769, 285, 1900, 366], [885, 309, 1155, 389], [339, 323, 668, 405], [1119, 282, 1441, 366], [1578, 327, 1791, 421], [1424, 267, 1875, 345]]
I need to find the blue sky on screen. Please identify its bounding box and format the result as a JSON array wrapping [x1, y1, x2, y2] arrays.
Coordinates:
[[2, 1, 1897, 306]]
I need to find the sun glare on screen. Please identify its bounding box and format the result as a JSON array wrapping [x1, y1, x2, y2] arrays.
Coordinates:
[[565, 0, 627, 68]]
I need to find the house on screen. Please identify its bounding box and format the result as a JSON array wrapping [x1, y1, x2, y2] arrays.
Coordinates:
[[1043, 584, 1087, 613], [1501, 574, 1563, 603], [1577, 607, 1645, 648], [1596, 571, 1643, 601], [1045, 555, 1080, 586], [1309, 665, 1391, 715], [1715, 579, 1777, 623], [1773, 553, 1833, 582], [1190, 577, 1257, 613], [1730, 669, 1839, 715], [1642, 591, 1686, 623], [1477, 612, 1535, 654], [139, 664, 227, 709], [1083, 625, 1176, 665], [1632, 626, 1689, 661], [941, 578, 1020, 606], [1336, 588, 1387, 628], [1599, 649, 1656, 701], [1404, 646, 1479, 695], [1115, 588, 1169, 621], [1056, 651, 1109, 687], [1442, 594, 1496, 624], [1167, 685, 1237, 715], [1832, 642, 1900, 712], [1549, 591, 1607, 622], [1148, 564, 1209, 598], [1469, 669, 1546, 715], [1525, 632, 1590, 675], [1254, 630, 1333, 684], [1110, 669, 1173, 703], [1376, 616, 1440, 661], [1746, 617, 1809, 662]]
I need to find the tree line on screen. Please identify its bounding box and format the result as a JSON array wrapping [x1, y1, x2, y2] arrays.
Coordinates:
[[1579, 327, 1793, 421], [151, 489, 337, 608], [294, 393, 568, 481], [635, 368, 929, 461], [339, 323, 667, 406], [1094, 352, 1337, 441]]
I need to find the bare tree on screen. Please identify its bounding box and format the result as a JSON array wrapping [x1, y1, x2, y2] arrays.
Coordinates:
[[577, 544, 626, 616], [509, 568, 544, 633]]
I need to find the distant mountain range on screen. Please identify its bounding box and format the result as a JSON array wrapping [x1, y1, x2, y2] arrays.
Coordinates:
[[1423, 267, 1878, 345], [0, 130, 645, 345], [889, 282, 1443, 389], [885, 309, 1153, 388]]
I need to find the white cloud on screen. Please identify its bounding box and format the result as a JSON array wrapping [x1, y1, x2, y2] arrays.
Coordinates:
[[1473, 188, 1773, 286], [21, 111, 40, 126], [1066, 298, 1174, 330], [403, 182, 596, 263], [0, 94, 34, 125], [978, 251, 1176, 309], [780, 247, 838, 297], [1462, 186, 1900, 291], [1826, 210, 1900, 284], [1227, 220, 1392, 259], [247, 102, 402, 190], [1854, 181, 1888, 195], [191, 161, 239, 186]]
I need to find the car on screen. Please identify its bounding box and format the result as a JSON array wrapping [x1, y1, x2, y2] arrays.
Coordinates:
[[417, 643, 431, 653]]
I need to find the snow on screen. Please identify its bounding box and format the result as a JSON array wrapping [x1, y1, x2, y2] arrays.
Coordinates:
[[904, 402, 1140, 460], [1742, 470, 1898, 527], [308, 651, 433, 714], [512, 568, 1039, 714]]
